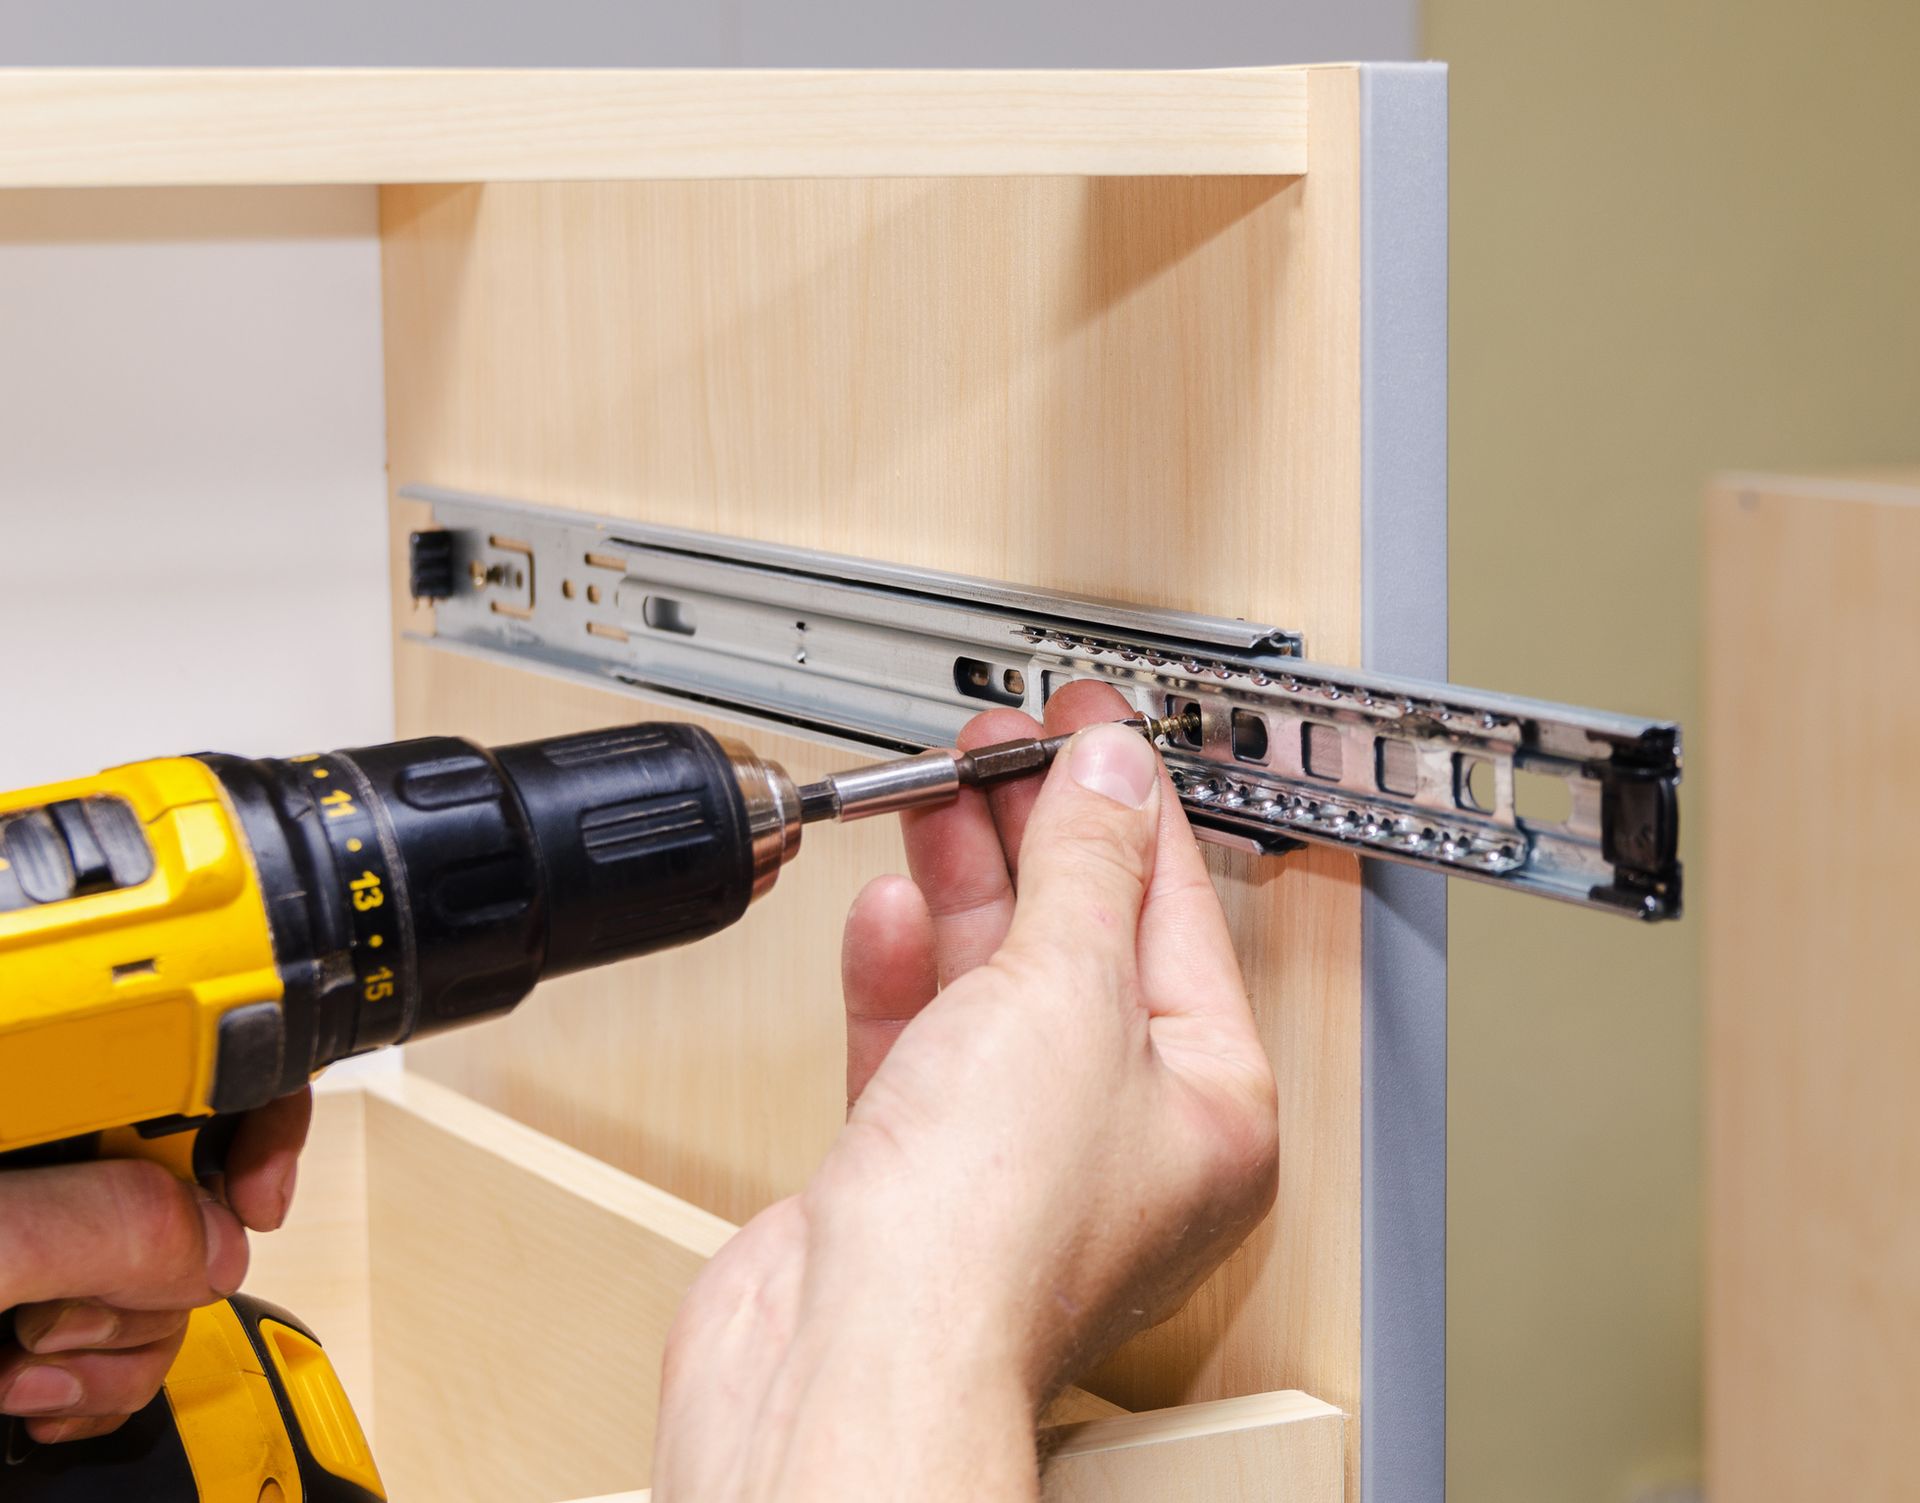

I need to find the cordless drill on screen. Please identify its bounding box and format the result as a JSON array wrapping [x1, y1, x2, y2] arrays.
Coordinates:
[[0, 713, 1178, 1501]]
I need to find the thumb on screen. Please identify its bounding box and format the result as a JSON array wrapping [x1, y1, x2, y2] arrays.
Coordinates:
[[1002, 722, 1161, 980]]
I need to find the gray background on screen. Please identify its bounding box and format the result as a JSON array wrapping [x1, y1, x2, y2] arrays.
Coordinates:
[[0, 0, 1415, 66]]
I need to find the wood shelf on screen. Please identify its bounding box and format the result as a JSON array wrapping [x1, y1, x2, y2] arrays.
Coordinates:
[[567, 1392, 1346, 1503], [252, 1079, 1344, 1502], [0, 67, 1309, 187], [1705, 468, 1920, 1500]]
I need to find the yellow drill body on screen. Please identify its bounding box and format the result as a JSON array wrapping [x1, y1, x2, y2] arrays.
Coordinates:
[[0, 757, 284, 1155]]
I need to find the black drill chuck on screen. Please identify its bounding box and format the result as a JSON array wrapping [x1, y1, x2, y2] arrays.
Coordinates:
[[197, 723, 801, 1110]]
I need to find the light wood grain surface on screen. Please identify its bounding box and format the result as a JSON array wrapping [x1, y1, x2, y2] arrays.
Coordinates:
[[1704, 470, 1920, 1502], [0, 67, 1309, 187], [383, 63, 1367, 1488], [1046, 1389, 1345, 1499], [365, 1072, 731, 1501], [563, 1391, 1343, 1503]]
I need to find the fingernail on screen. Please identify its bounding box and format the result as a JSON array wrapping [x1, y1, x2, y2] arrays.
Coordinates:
[[2, 1364, 82, 1415], [1069, 724, 1158, 808], [270, 1161, 298, 1232], [23, 1304, 117, 1355], [199, 1196, 246, 1296]]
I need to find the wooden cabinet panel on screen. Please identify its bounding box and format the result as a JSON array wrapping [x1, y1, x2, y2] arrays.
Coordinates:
[[1705, 470, 1920, 1501], [0, 68, 1308, 186], [382, 67, 1367, 1450]]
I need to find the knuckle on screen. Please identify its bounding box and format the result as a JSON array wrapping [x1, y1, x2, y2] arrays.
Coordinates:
[[101, 1161, 203, 1285], [122, 1325, 188, 1396], [658, 1311, 695, 1391], [984, 946, 1075, 1004], [1207, 1074, 1281, 1203], [988, 943, 1125, 1019], [1037, 841, 1149, 922], [1045, 678, 1130, 720], [920, 865, 1008, 923], [958, 707, 1043, 748], [1046, 802, 1144, 860], [98, 1351, 171, 1415], [981, 947, 1051, 996], [1249, 1066, 1281, 1138], [1156, 861, 1226, 910]]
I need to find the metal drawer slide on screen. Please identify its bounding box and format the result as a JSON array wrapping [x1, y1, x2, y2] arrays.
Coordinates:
[[404, 487, 1681, 920]]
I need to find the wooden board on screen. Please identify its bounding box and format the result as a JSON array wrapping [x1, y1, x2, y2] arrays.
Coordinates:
[[365, 1072, 733, 1501], [1704, 470, 1920, 1501], [383, 64, 1366, 1474], [0, 68, 1307, 187], [1047, 1390, 1345, 1499], [566, 1390, 1344, 1503]]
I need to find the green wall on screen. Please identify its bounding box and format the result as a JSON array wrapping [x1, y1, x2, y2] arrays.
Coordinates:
[[1424, 2, 1920, 1497]]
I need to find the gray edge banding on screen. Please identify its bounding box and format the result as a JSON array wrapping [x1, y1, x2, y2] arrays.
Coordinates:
[[1358, 62, 1449, 1503]]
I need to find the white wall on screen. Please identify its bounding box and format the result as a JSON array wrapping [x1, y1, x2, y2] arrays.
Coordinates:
[[0, 188, 390, 787]]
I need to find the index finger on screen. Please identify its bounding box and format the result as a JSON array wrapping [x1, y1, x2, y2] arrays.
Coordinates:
[[0, 1159, 247, 1313], [222, 1087, 311, 1233], [897, 707, 1040, 985]]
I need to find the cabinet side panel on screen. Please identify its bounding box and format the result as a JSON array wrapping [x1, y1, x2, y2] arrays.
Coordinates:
[[383, 69, 1364, 1424], [1704, 476, 1920, 1501]]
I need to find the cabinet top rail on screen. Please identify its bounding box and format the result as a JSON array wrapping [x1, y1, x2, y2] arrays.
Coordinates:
[[0, 67, 1312, 187]]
